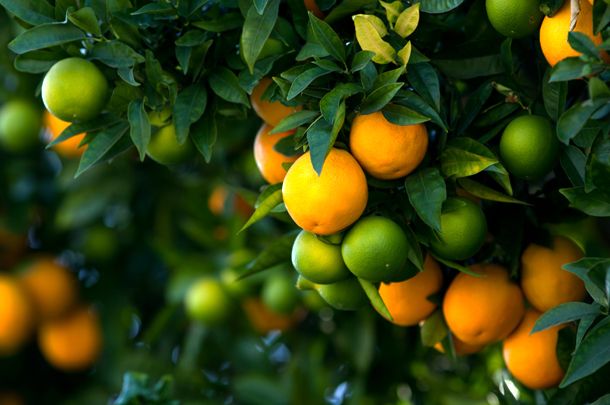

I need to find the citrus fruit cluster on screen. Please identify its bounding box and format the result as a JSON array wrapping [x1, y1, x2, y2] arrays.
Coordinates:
[[0, 256, 102, 372]]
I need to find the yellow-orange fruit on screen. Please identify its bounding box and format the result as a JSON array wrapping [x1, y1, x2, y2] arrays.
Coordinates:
[[43, 110, 86, 158], [282, 148, 368, 235], [503, 309, 565, 389], [254, 124, 300, 184], [250, 78, 301, 127], [379, 255, 443, 326], [443, 263, 525, 346], [0, 275, 34, 355]]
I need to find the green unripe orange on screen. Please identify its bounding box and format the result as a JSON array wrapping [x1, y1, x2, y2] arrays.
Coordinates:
[[499, 115, 558, 180], [291, 230, 351, 284], [486, 0, 543, 38], [430, 197, 487, 261], [184, 278, 231, 325], [316, 278, 367, 311], [0, 100, 41, 152], [42, 58, 108, 122], [147, 124, 193, 165]]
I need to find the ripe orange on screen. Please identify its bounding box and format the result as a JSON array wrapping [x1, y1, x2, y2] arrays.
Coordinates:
[[503, 309, 565, 389], [0, 275, 34, 355], [254, 124, 300, 184], [42, 58, 108, 122], [378, 255, 443, 326], [250, 77, 301, 127], [43, 110, 86, 158], [539, 0, 603, 67], [19, 257, 78, 321], [443, 263, 525, 346], [208, 185, 253, 219], [282, 148, 368, 235], [242, 297, 302, 334], [38, 307, 102, 371], [521, 236, 585, 312], [349, 112, 428, 180]]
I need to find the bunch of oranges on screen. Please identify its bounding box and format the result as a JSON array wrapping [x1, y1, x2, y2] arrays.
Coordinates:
[[0, 256, 102, 372]]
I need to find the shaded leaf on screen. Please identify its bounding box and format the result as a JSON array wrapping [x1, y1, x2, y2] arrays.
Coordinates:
[[405, 168, 446, 232]]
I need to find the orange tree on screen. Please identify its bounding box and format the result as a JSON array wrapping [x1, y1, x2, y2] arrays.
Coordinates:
[[0, 0, 609, 404]]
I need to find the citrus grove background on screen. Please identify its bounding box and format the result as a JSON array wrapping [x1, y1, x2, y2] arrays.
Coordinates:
[[0, 0, 610, 403]]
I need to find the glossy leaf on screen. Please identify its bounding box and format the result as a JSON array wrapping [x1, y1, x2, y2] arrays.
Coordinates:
[[8, 22, 86, 54], [532, 302, 601, 333], [127, 100, 151, 161], [404, 168, 446, 232], [239, 184, 283, 233], [358, 279, 393, 321]]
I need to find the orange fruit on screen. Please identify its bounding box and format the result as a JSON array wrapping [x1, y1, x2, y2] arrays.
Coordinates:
[[304, 0, 324, 18], [254, 124, 300, 184], [539, 0, 604, 67], [208, 185, 253, 219], [0, 275, 34, 355], [521, 236, 585, 312], [378, 255, 443, 326], [43, 110, 86, 158], [0, 226, 27, 270], [443, 263, 525, 346], [503, 309, 565, 389], [0, 392, 24, 405], [250, 77, 301, 127], [242, 297, 302, 334], [282, 148, 368, 235], [19, 257, 78, 321], [38, 307, 102, 371], [349, 112, 428, 180]]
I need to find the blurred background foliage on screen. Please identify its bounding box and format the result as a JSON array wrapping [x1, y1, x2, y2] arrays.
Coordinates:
[[1, 2, 609, 405]]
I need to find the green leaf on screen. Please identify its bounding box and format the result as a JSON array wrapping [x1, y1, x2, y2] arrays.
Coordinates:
[[239, 184, 284, 233], [358, 278, 393, 321], [353, 14, 396, 64], [75, 122, 130, 178], [587, 135, 610, 191], [360, 83, 404, 114], [397, 41, 412, 65], [434, 55, 504, 79], [405, 168, 446, 232], [131, 3, 175, 15], [416, 0, 465, 14], [127, 100, 150, 161], [394, 3, 419, 38], [591, 394, 610, 405], [90, 41, 145, 68], [588, 260, 610, 303], [351, 51, 375, 72], [532, 302, 601, 333], [557, 102, 598, 144], [420, 310, 448, 347], [8, 22, 86, 54], [0, 0, 54, 25], [306, 117, 334, 175], [175, 30, 208, 47], [455, 81, 493, 134], [209, 68, 249, 106], [550, 57, 600, 82], [563, 258, 609, 307], [394, 91, 447, 130], [254, 0, 269, 14], [47, 114, 121, 148], [308, 12, 346, 63], [382, 104, 430, 125], [568, 31, 600, 59], [407, 62, 440, 111], [192, 13, 243, 32], [241, 0, 280, 73], [543, 68, 567, 121], [560, 317, 610, 387], [373, 66, 405, 88], [238, 230, 300, 279], [287, 66, 331, 100], [457, 178, 529, 205], [191, 111, 217, 163], [560, 145, 586, 187], [320, 83, 362, 121], [440, 148, 498, 178], [560, 187, 610, 217], [14, 50, 61, 73], [271, 110, 320, 134], [173, 85, 208, 144], [589, 77, 610, 101], [67, 7, 101, 36]]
